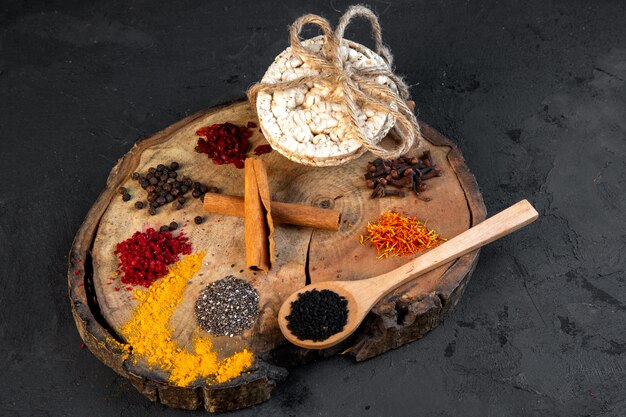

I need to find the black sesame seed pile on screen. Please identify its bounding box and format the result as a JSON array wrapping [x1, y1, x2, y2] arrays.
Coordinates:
[[286, 289, 348, 342], [132, 162, 220, 215], [195, 276, 259, 337]]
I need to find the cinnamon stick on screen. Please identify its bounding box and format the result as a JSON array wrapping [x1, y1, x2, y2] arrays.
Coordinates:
[[244, 158, 274, 272], [252, 158, 275, 270], [203, 194, 341, 231]]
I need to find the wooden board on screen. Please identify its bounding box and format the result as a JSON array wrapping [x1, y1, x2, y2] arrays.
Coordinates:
[[68, 100, 486, 412]]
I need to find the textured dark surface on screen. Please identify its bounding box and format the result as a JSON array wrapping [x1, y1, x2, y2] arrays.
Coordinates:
[[1, 0, 625, 416]]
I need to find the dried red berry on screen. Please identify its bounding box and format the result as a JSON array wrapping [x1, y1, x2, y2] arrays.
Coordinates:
[[113, 228, 192, 288], [195, 122, 254, 169], [253, 144, 273, 156]]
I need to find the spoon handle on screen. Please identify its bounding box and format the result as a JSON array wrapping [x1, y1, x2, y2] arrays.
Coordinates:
[[364, 200, 539, 301]]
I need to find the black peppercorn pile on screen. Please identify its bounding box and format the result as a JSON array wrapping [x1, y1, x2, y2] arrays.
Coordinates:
[[365, 151, 441, 199], [131, 162, 220, 215], [286, 289, 348, 342], [195, 276, 259, 337]]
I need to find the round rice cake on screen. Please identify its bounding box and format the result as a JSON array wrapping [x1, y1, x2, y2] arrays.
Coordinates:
[[256, 35, 397, 166]]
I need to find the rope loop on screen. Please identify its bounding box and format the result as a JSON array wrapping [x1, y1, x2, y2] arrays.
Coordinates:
[[248, 5, 421, 160]]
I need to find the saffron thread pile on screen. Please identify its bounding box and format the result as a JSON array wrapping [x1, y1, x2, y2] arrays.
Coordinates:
[[360, 210, 445, 258]]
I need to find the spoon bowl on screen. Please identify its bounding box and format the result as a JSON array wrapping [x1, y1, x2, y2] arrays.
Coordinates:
[[278, 281, 362, 350], [278, 199, 539, 350]]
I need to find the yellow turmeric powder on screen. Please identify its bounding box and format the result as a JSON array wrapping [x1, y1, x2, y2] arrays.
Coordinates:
[[121, 252, 254, 386]]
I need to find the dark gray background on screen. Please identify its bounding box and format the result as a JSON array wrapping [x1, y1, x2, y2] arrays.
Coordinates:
[[1, 0, 625, 416]]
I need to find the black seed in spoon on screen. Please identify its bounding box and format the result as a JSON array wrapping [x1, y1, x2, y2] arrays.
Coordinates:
[[286, 289, 348, 342]]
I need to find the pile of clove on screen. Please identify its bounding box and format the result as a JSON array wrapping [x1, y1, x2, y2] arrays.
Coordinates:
[[364, 151, 441, 199]]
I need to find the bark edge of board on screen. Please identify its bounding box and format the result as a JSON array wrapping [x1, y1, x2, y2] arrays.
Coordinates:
[[67, 100, 485, 412]]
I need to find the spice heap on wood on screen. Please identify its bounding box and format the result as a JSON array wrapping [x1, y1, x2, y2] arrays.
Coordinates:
[[114, 228, 192, 287], [121, 253, 254, 387], [195, 122, 251, 168], [195, 122, 273, 168], [360, 211, 445, 258], [365, 150, 441, 199], [195, 276, 259, 337], [131, 161, 219, 214], [248, 5, 422, 166]]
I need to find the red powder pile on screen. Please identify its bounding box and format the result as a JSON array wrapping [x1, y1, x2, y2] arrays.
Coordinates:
[[196, 122, 254, 169], [113, 228, 192, 287]]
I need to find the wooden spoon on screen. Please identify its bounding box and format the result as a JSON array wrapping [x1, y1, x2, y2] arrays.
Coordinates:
[[278, 199, 539, 350]]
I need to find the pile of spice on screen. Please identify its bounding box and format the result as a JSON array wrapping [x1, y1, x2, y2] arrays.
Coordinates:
[[122, 253, 254, 386], [114, 228, 192, 287], [286, 289, 348, 342], [195, 276, 259, 337], [132, 162, 219, 215], [195, 122, 254, 168], [360, 210, 445, 258], [365, 151, 441, 199]]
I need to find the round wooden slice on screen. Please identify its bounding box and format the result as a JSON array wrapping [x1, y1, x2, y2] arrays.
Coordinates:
[[68, 100, 485, 412]]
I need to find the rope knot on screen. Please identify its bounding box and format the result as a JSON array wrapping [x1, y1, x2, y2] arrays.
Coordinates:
[[248, 5, 422, 161], [336, 65, 354, 88]]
